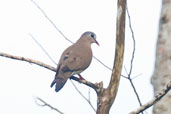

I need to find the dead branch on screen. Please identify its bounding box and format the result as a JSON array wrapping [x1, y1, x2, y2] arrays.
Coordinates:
[[70, 80, 96, 112], [0, 52, 100, 92], [0, 52, 56, 72], [130, 80, 171, 114], [35, 97, 65, 114], [30, 0, 73, 44], [126, 4, 143, 109], [29, 33, 57, 65], [96, 0, 126, 114]]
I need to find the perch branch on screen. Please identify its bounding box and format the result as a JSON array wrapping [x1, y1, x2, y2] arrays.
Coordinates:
[[0, 52, 100, 92], [0, 52, 56, 72]]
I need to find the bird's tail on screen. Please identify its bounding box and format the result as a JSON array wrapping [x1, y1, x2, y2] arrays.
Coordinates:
[[50, 77, 68, 92]]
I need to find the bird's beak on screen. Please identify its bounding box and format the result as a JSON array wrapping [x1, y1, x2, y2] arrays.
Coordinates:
[[95, 40, 99, 46]]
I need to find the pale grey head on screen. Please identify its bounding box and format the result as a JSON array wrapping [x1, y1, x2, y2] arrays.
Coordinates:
[[80, 31, 99, 46]]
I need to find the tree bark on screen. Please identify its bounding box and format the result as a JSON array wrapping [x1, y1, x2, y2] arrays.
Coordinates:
[[96, 0, 126, 114], [151, 0, 171, 114]]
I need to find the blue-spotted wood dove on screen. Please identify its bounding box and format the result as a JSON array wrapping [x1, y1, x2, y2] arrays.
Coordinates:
[[50, 31, 99, 92]]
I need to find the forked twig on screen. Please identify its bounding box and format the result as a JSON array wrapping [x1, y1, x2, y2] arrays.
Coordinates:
[[70, 80, 96, 112], [126, 4, 143, 112], [35, 97, 65, 114]]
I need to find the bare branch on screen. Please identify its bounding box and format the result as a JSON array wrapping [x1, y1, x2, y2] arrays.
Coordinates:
[[70, 76, 100, 93], [0, 52, 100, 92], [129, 79, 142, 105], [30, 0, 73, 44], [93, 56, 112, 71], [126, 6, 136, 77], [126, 4, 143, 110], [0, 52, 56, 72], [132, 73, 143, 80], [29, 33, 57, 65], [35, 97, 65, 114], [130, 80, 171, 114], [70, 80, 96, 112], [96, 0, 126, 113]]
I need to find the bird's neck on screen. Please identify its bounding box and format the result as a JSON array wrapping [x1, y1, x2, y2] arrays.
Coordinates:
[[76, 39, 91, 47]]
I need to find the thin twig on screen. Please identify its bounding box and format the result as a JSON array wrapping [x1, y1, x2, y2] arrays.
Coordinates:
[[121, 74, 128, 79], [126, 5, 143, 110], [93, 56, 112, 71], [70, 76, 100, 93], [35, 97, 65, 114], [30, 0, 73, 44], [70, 80, 96, 112], [132, 73, 143, 80], [29, 33, 57, 65], [129, 79, 142, 105], [126, 7, 136, 77], [0, 52, 56, 72], [130, 80, 171, 114], [88, 88, 91, 102]]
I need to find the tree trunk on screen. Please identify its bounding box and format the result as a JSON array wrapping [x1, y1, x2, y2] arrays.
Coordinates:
[[151, 0, 171, 114]]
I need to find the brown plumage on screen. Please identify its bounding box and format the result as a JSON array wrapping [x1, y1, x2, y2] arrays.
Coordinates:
[[50, 31, 99, 92]]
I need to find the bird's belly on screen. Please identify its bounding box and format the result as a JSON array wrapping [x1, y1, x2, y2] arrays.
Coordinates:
[[71, 70, 83, 76]]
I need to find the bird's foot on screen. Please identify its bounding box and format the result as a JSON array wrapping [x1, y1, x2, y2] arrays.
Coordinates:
[[78, 74, 85, 80]]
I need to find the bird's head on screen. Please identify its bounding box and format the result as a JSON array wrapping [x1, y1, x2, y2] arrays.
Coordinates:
[[81, 31, 99, 46]]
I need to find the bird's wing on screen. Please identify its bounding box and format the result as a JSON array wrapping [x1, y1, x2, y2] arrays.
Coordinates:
[[59, 44, 92, 74]]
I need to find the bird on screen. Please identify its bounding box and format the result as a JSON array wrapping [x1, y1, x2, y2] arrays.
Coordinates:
[[50, 31, 99, 92]]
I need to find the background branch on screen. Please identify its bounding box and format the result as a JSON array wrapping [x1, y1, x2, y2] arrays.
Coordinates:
[[126, 4, 143, 113], [70, 80, 96, 112], [126, 4, 143, 106], [130, 80, 171, 114], [35, 97, 65, 114], [30, 0, 73, 44], [29, 33, 57, 65]]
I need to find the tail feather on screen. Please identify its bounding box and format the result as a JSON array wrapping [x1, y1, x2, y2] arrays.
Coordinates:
[[50, 80, 56, 88], [50, 77, 68, 92]]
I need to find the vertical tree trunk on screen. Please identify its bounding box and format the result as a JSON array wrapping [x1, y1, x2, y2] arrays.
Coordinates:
[[151, 0, 171, 114], [96, 0, 126, 114]]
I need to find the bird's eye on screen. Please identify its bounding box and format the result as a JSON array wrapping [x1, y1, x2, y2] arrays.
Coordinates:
[[90, 33, 95, 38]]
